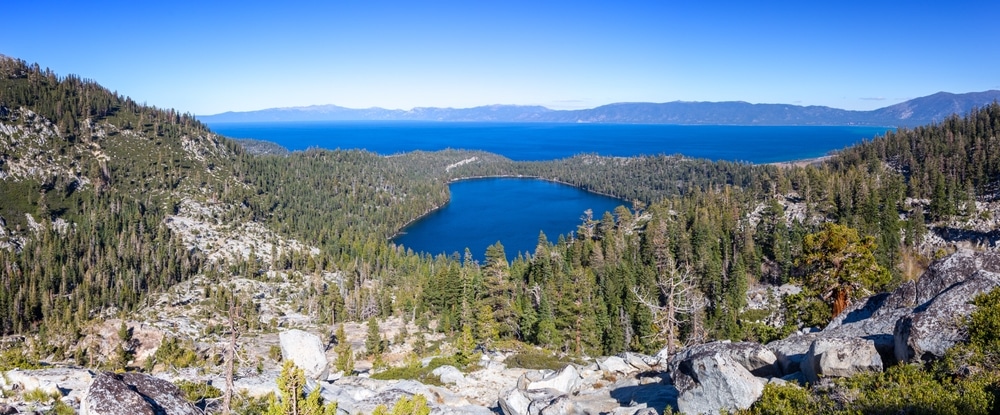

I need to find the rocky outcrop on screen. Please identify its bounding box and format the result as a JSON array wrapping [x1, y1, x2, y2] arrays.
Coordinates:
[[316, 376, 492, 415], [669, 341, 779, 378], [1, 368, 95, 412], [498, 361, 675, 415], [619, 352, 654, 373], [499, 365, 583, 415], [523, 365, 581, 395], [432, 365, 467, 386], [895, 269, 1000, 363], [81, 372, 200, 415], [667, 342, 769, 415], [766, 334, 819, 375], [800, 337, 882, 384], [279, 329, 329, 379], [598, 356, 637, 375], [789, 249, 1000, 368], [911, 249, 1000, 305], [671, 354, 764, 415]]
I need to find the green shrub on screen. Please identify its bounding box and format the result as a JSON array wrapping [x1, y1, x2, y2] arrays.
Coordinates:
[[840, 364, 993, 415], [504, 349, 583, 371], [781, 291, 830, 330], [371, 394, 431, 415], [370, 355, 468, 386], [969, 288, 1000, 351], [50, 399, 75, 415], [745, 383, 822, 415], [269, 344, 283, 362], [22, 388, 59, 403], [174, 380, 222, 403], [0, 348, 42, 371], [153, 336, 200, 369]]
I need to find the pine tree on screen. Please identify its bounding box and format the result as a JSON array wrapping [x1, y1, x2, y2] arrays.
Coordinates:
[[334, 324, 354, 374], [267, 361, 338, 415], [365, 317, 383, 358]]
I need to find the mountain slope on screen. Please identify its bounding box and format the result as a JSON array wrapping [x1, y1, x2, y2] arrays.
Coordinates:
[[199, 91, 1000, 127]]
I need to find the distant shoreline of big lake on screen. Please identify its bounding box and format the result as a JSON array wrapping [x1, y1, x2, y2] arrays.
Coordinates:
[[208, 121, 894, 259], [208, 121, 893, 163]]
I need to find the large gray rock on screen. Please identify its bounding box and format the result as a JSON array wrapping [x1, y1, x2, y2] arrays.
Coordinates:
[[431, 365, 467, 386], [815, 250, 1000, 367], [766, 334, 820, 375], [3, 368, 93, 399], [669, 350, 764, 415], [499, 386, 534, 415], [800, 338, 882, 384], [821, 291, 914, 366], [895, 270, 1000, 363], [911, 249, 1000, 305], [669, 341, 779, 378], [279, 329, 329, 380], [81, 372, 200, 415], [619, 352, 654, 373], [320, 376, 490, 415], [597, 356, 636, 375], [524, 365, 581, 395], [499, 387, 565, 415]]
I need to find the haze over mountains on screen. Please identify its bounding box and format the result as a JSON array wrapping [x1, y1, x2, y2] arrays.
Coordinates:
[[200, 90, 1000, 127]]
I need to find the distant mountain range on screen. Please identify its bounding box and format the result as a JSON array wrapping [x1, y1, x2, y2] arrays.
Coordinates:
[[199, 90, 1000, 127]]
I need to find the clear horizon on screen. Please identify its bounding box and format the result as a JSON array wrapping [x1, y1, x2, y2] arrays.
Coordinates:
[[202, 91, 996, 117], [5, 0, 999, 115]]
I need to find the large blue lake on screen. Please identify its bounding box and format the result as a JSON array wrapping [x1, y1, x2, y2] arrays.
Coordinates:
[[209, 122, 892, 163], [207, 121, 892, 260], [392, 178, 626, 260]]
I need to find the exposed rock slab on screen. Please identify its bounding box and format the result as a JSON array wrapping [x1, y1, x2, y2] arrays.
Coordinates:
[[668, 343, 765, 415], [619, 352, 653, 373], [319, 376, 490, 415], [279, 329, 329, 379], [668, 341, 779, 378], [431, 365, 467, 386], [598, 356, 636, 375], [524, 365, 582, 395], [911, 249, 1000, 305], [800, 338, 882, 384], [895, 270, 1000, 363], [81, 372, 200, 415]]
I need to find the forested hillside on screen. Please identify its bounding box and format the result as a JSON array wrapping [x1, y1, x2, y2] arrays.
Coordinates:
[[2, 55, 998, 378]]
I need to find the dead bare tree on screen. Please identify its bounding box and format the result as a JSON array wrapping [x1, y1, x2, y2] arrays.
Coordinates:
[[632, 265, 706, 356], [634, 216, 707, 355], [223, 298, 241, 415]]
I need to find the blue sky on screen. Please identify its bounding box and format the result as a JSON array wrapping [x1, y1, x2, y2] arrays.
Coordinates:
[[6, 1, 999, 115]]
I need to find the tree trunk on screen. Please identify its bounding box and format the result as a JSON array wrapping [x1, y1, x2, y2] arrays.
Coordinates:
[[223, 303, 238, 415], [832, 287, 849, 318]]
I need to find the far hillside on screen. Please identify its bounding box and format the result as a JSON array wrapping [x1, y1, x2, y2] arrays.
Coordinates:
[[200, 90, 1000, 127]]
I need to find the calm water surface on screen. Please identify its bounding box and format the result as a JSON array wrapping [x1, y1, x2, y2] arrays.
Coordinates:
[[392, 178, 626, 261], [209, 122, 893, 163]]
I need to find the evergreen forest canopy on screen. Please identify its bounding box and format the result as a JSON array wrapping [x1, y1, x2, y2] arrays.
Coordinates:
[[2, 55, 1000, 361]]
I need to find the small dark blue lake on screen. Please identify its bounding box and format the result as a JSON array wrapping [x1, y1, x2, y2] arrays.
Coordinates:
[[392, 178, 626, 261]]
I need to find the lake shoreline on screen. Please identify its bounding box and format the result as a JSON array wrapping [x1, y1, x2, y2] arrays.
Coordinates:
[[765, 155, 834, 168], [389, 152, 830, 244], [389, 175, 628, 243], [448, 175, 628, 202], [392, 177, 625, 259], [388, 201, 450, 241]]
